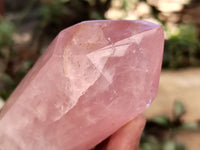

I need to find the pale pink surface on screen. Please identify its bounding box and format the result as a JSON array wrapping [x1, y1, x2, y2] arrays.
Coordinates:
[[0, 20, 164, 150]]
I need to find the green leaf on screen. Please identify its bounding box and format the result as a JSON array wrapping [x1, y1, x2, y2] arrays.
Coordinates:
[[140, 142, 153, 150], [181, 122, 199, 130], [163, 140, 176, 150], [173, 101, 185, 119], [0, 73, 14, 85], [176, 142, 186, 150], [59, 0, 70, 3], [152, 115, 170, 126], [0, 19, 15, 47]]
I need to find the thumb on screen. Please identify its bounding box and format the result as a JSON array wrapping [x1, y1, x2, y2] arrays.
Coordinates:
[[106, 114, 146, 150]]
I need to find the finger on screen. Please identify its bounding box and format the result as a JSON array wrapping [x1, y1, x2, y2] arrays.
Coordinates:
[[106, 114, 146, 150], [93, 137, 110, 150]]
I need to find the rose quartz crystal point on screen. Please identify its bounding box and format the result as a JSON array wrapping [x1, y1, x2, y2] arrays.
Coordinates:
[[0, 20, 164, 150]]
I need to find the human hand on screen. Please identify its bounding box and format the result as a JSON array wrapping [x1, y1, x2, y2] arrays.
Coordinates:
[[94, 114, 146, 150]]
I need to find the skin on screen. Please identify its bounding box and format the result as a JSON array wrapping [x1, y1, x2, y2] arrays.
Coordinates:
[[94, 114, 146, 150]]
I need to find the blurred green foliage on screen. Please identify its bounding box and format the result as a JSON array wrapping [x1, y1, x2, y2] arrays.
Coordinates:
[[173, 101, 185, 119], [39, 0, 69, 26], [140, 138, 186, 150], [38, 0, 111, 35], [0, 73, 15, 99], [152, 115, 170, 127], [140, 101, 200, 150], [0, 18, 15, 99], [163, 24, 200, 69], [0, 18, 15, 48]]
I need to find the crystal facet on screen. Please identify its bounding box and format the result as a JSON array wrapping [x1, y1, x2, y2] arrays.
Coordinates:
[[0, 20, 164, 150]]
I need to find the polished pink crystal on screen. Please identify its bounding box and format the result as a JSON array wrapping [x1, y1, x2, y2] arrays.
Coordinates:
[[0, 20, 164, 150]]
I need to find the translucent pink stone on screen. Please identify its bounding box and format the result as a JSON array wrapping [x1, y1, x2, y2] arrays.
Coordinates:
[[0, 20, 164, 150]]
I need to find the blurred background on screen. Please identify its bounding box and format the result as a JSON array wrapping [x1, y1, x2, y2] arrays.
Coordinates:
[[0, 0, 200, 149]]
